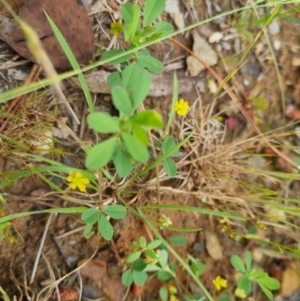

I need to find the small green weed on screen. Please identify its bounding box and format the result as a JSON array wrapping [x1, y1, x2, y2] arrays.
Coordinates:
[[188, 255, 209, 278], [161, 136, 181, 177], [81, 205, 127, 240], [122, 236, 177, 287], [85, 0, 174, 176], [231, 251, 280, 299]]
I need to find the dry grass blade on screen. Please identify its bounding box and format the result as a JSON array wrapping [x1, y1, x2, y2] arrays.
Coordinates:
[[0, 64, 42, 133], [169, 36, 299, 171], [30, 213, 54, 284]]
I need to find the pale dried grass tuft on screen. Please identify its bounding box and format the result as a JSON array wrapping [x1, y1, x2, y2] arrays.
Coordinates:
[[0, 89, 57, 156], [142, 93, 291, 224]]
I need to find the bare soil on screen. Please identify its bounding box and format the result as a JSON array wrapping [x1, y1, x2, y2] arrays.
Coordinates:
[[1, 2, 300, 301]]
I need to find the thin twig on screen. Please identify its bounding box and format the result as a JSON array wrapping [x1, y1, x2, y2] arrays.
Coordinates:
[[36, 248, 98, 301], [22, 263, 35, 300], [9, 256, 23, 301], [30, 213, 54, 283], [109, 239, 122, 264], [41, 253, 60, 301], [79, 101, 87, 140]]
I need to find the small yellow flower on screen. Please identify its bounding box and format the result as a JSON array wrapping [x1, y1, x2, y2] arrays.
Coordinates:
[[212, 276, 227, 291], [169, 295, 180, 301], [67, 171, 90, 192], [235, 287, 247, 299], [158, 214, 172, 228], [168, 285, 178, 295], [174, 99, 189, 116], [257, 223, 266, 230], [110, 21, 123, 36]]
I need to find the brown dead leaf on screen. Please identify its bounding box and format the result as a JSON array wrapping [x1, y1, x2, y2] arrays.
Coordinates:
[[280, 262, 300, 297], [0, 0, 94, 69], [0, 0, 26, 18]]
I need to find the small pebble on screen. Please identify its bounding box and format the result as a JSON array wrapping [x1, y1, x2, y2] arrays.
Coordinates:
[[233, 38, 241, 53], [30, 188, 46, 197], [292, 57, 300, 67], [82, 284, 101, 299], [255, 42, 264, 54], [246, 64, 261, 77], [215, 44, 222, 52], [286, 104, 295, 118], [294, 126, 300, 138], [268, 20, 280, 35], [221, 41, 232, 51], [193, 242, 205, 252], [252, 248, 264, 263], [50, 175, 64, 188], [7, 68, 28, 81], [274, 289, 300, 301], [187, 31, 218, 76], [207, 79, 218, 93], [66, 255, 80, 267], [103, 94, 111, 102], [208, 32, 223, 43], [274, 40, 281, 50], [243, 78, 250, 86], [113, 12, 120, 20], [205, 231, 223, 260], [165, 0, 185, 30]]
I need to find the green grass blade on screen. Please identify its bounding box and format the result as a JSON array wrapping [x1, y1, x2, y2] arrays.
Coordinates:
[[0, 0, 281, 103], [44, 12, 94, 112], [164, 73, 178, 137], [0, 207, 87, 224]]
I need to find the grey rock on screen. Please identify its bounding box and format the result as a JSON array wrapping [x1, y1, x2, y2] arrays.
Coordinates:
[[274, 289, 300, 301]]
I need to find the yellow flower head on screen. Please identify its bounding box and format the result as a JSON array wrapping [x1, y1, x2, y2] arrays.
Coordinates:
[[169, 295, 180, 301], [168, 285, 178, 295], [158, 214, 172, 228], [212, 276, 227, 291], [174, 99, 189, 116], [67, 171, 90, 192], [257, 223, 266, 230], [110, 21, 123, 36], [235, 287, 247, 299]]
